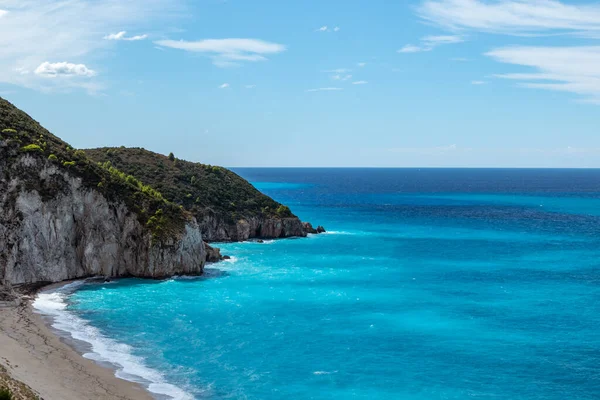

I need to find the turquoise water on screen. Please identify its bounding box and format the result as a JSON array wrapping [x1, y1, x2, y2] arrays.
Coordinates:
[[36, 169, 600, 399]]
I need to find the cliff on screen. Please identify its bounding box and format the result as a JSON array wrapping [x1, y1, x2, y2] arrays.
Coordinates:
[[0, 98, 206, 286], [84, 147, 314, 242]]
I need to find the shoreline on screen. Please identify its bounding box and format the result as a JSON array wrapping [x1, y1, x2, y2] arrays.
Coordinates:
[[0, 282, 155, 400]]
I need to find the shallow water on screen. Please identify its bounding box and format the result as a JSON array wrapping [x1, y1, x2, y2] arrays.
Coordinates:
[[36, 169, 600, 399]]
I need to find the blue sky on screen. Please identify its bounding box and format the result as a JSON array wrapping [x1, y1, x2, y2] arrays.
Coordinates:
[[1, 0, 600, 167]]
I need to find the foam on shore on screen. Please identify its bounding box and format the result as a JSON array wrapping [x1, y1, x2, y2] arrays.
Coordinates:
[[32, 281, 194, 400]]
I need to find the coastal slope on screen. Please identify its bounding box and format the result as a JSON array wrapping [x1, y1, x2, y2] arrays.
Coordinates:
[[85, 147, 314, 241], [0, 97, 206, 286]]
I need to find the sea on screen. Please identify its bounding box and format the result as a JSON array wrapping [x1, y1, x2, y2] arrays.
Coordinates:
[[33, 168, 600, 400]]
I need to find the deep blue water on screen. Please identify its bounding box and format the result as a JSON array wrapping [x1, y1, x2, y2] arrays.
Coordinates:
[[37, 169, 600, 399]]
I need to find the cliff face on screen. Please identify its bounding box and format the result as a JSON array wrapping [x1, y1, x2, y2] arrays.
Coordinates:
[[0, 98, 206, 286], [0, 155, 206, 286], [200, 214, 306, 242], [84, 147, 315, 242]]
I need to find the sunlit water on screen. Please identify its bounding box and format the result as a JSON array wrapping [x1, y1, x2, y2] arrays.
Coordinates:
[[34, 169, 600, 399]]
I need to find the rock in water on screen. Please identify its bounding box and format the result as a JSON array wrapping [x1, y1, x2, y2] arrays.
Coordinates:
[[303, 222, 318, 234], [205, 242, 224, 263]]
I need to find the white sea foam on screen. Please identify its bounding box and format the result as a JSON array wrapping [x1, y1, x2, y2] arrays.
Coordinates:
[[223, 256, 238, 263], [32, 281, 194, 400], [313, 370, 338, 375]]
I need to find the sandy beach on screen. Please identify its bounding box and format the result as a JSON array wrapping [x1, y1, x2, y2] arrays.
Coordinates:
[[0, 298, 153, 400]]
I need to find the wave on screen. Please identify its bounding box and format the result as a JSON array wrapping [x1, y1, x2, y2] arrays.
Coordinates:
[[32, 281, 194, 400], [313, 370, 338, 375]]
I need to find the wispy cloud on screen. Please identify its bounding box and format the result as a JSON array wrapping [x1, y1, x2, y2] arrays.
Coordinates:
[[352, 80, 368, 85], [486, 46, 600, 104], [332, 74, 352, 81], [154, 38, 286, 67], [315, 25, 340, 33], [324, 68, 351, 74], [306, 87, 343, 92], [219, 83, 230, 89], [245, 84, 256, 89], [398, 44, 426, 53], [398, 35, 463, 53], [418, 0, 600, 36], [0, 0, 182, 92], [104, 31, 148, 41], [34, 62, 96, 77], [357, 62, 367, 67], [471, 80, 486, 85]]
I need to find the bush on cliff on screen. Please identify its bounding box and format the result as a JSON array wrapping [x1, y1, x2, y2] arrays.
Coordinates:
[[0, 387, 12, 400], [84, 147, 298, 225]]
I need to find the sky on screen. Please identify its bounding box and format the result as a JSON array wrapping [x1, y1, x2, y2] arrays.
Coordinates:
[[1, 0, 600, 168]]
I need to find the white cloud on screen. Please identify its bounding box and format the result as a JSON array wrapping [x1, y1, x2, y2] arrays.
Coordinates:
[[332, 74, 352, 81], [352, 80, 368, 85], [471, 80, 486, 85], [306, 87, 343, 92], [316, 26, 328, 32], [452, 57, 469, 62], [324, 68, 351, 73], [34, 62, 96, 77], [486, 46, 600, 104], [245, 84, 256, 89], [154, 38, 285, 67], [418, 0, 600, 36], [399, 34, 463, 53], [0, 9, 7, 18], [422, 35, 463, 46], [219, 83, 230, 89], [104, 31, 148, 41], [398, 44, 427, 53], [334, 26, 340, 32], [0, 0, 182, 92], [104, 31, 126, 40], [357, 62, 367, 67]]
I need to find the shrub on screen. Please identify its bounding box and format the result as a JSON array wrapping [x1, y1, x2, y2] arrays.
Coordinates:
[[1, 128, 16, 133], [168, 152, 175, 161], [73, 149, 86, 159], [48, 154, 58, 161], [20, 144, 43, 153], [276, 205, 293, 217], [62, 161, 76, 167], [0, 387, 12, 400]]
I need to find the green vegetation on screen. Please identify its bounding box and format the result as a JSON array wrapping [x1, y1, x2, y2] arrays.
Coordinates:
[[0, 387, 11, 400], [276, 205, 293, 217], [0, 97, 188, 243], [20, 144, 43, 153], [168, 152, 175, 161], [84, 147, 297, 225]]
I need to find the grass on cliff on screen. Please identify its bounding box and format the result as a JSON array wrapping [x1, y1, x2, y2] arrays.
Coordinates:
[[84, 147, 296, 224], [0, 97, 188, 243]]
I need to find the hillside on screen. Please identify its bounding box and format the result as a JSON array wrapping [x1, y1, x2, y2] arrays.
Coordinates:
[[84, 147, 315, 241], [0, 97, 206, 285]]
